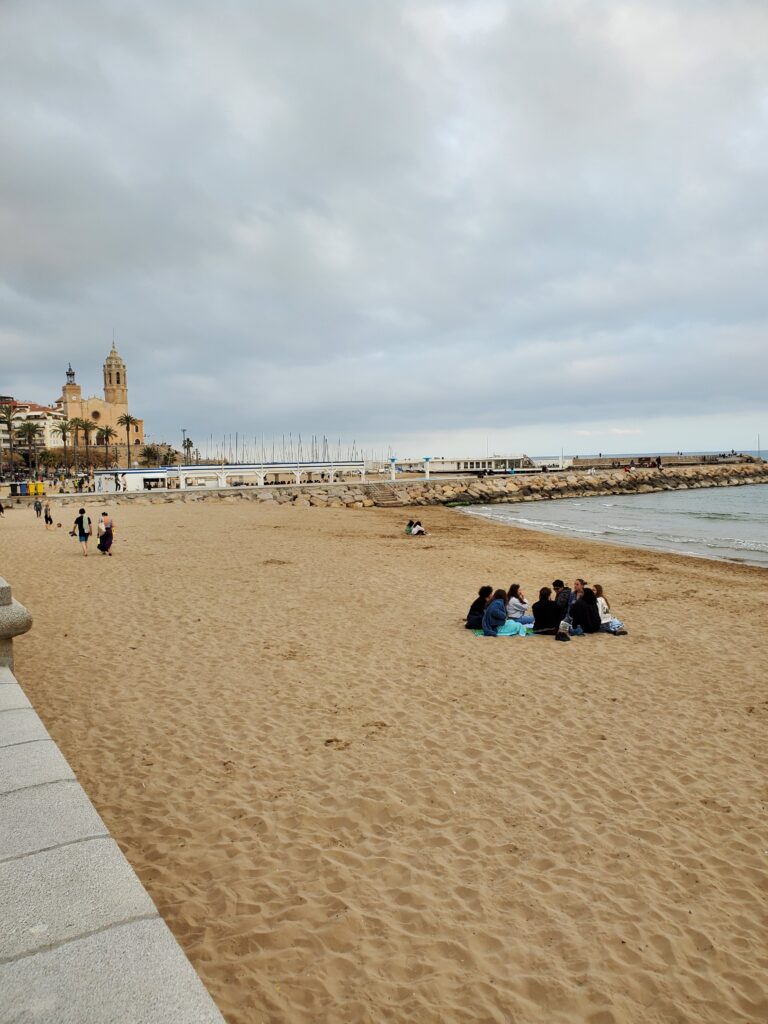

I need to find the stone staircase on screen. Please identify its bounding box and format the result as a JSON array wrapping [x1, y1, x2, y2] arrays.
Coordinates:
[[364, 482, 406, 507]]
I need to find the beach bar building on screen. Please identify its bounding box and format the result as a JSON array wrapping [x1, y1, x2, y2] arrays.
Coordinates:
[[94, 460, 367, 493], [395, 454, 537, 476]]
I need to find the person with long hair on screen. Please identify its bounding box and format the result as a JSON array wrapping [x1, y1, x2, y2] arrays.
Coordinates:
[[569, 587, 602, 634], [593, 584, 627, 634], [532, 586, 563, 633], [465, 585, 493, 629], [97, 511, 115, 556], [482, 589, 528, 637], [506, 583, 535, 625]]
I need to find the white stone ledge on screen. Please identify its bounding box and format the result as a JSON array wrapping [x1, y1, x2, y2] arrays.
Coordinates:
[[0, 594, 227, 1024], [0, 917, 225, 1023]]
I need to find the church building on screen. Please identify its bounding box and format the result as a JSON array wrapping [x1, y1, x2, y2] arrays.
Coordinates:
[[54, 345, 145, 448]]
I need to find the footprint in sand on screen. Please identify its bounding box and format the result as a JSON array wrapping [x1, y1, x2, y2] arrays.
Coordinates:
[[324, 737, 350, 750]]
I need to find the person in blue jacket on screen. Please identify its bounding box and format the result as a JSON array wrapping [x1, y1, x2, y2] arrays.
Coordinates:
[[482, 590, 528, 637]]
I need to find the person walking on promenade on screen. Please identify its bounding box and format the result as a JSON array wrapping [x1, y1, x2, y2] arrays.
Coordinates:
[[72, 507, 92, 557], [33, 498, 42, 519], [44, 503, 53, 530], [0, 499, 4, 517], [97, 512, 114, 556]]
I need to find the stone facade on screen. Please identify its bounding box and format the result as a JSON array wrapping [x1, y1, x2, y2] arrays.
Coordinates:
[[55, 345, 145, 450]]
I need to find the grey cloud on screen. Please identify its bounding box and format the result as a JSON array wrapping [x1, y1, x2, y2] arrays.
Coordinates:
[[1, 0, 766, 453]]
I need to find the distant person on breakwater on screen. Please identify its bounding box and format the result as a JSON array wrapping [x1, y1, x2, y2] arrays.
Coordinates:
[[71, 508, 92, 556], [97, 512, 114, 556], [465, 585, 493, 629], [44, 503, 53, 530]]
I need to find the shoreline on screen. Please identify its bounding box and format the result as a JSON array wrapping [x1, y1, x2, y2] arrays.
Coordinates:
[[4, 502, 767, 1023], [458, 482, 768, 570]]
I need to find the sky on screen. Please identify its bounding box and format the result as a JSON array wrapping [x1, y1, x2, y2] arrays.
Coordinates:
[[1, 0, 767, 459]]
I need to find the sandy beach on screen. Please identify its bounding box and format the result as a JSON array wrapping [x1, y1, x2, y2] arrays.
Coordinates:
[[2, 499, 767, 1023]]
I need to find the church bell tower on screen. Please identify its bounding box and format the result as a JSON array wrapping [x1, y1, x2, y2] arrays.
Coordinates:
[[103, 344, 128, 405]]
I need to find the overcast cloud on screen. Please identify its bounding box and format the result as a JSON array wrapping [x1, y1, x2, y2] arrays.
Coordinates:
[[1, 0, 767, 457]]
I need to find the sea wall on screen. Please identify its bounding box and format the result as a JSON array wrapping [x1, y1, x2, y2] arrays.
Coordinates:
[[40, 461, 768, 510]]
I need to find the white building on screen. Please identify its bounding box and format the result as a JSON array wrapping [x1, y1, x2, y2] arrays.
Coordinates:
[[395, 454, 538, 476], [95, 461, 367, 493]]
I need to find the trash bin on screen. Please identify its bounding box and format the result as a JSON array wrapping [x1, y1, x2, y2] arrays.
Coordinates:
[[10, 483, 18, 496], [19, 483, 28, 496]]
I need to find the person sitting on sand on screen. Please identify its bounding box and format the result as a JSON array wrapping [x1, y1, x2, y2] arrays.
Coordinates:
[[569, 587, 601, 634], [552, 579, 571, 615], [593, 584, 627, 634], [405, 520, 414, 535], [482, 590, 528, 637], [465, 585, 493, 629], [532, 586, 564, 633], [410, 520, 427, 536], [506, 583, 535, 625]]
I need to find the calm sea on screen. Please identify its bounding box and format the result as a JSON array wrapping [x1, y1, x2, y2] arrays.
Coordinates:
[[462, 484, 768, 568]]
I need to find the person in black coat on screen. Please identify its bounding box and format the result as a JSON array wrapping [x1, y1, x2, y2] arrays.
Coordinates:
[[570, 587, 601, 634], [532, 586, 564, 633], [465, 585, 493, 629]]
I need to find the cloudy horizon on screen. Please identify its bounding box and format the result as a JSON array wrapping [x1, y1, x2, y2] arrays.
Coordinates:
[[2, 0, 766, 459]]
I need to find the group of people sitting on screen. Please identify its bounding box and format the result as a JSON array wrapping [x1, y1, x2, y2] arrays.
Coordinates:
[[465, 578, 627, 639]]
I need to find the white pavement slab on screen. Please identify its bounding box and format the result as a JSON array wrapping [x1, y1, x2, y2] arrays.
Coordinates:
[[0, 917, 226, 1024]]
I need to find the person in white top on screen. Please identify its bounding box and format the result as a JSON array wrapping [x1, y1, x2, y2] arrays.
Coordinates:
[[593, 584, 627, 634], [506, 583, 534, 625]]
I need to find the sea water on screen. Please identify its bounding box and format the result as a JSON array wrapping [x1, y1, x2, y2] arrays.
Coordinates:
[[463, 484, 768, 568]]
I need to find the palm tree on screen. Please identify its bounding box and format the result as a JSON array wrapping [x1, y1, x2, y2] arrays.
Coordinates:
[[68, 417, 84, 476], [79, 418, 96, 471], [182, 437, 194, 463], [97, 426, 117, 467], [52, 419, 73, 473], [140, 444, 161, 467], [117, 413, 139, 468], [15, 421, 42, 474], [1, 404, 15, 477]]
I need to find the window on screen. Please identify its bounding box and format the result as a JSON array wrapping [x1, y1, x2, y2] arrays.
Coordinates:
[[134, 424, 139, 432], [116, 372, 121, 384]]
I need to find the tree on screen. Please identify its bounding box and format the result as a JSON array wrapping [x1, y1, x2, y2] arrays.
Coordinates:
[[78, 418, 96, 470], [163, 446, 177, 466], [52, 419, 74, 473], [182, 437, 194, 463], [15, 421, 42, 474], [97, 426, 117, 467], [140, 444, 161, 467], [0, 404, 15, 476], [68, 418, 83, 476], [117, 414, 139, 468]]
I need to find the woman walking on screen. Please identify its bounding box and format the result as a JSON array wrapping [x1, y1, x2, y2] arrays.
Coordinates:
[[97, 512, 115, 556]]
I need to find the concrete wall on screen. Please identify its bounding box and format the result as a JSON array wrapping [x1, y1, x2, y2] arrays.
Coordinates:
[[36, 460, 768, 511]]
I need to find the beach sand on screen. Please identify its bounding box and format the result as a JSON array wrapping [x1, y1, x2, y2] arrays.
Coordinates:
[[3, 500, 767, 1023]]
